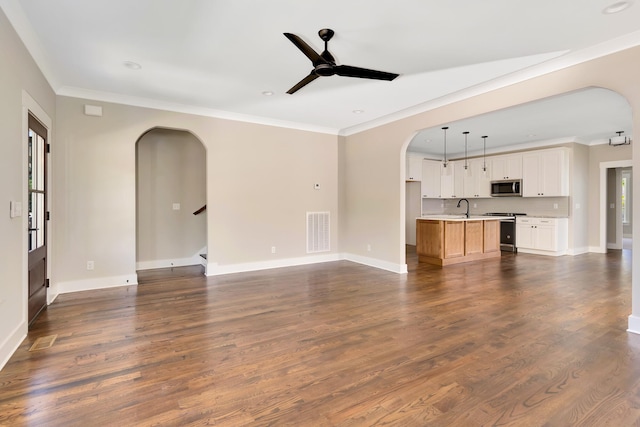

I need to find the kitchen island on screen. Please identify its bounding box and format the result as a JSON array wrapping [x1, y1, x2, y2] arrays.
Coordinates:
[[416, 215, 506, 266]]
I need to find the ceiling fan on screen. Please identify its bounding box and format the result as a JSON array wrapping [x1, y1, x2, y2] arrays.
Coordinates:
[[283, 28, 400, 94]]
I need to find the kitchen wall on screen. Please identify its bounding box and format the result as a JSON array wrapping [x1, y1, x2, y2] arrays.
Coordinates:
[[405, 181, 421, 245], [569, 143, 589, 254], [424, 196, 571, 217], [136, 128, 206, 269], [623, 167, 633, 238], [0, 7, 56, 369]]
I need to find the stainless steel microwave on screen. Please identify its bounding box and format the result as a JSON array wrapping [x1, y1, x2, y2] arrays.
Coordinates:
[[490, 179, 522, 197]]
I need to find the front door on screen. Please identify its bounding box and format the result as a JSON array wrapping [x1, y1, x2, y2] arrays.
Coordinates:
[[27, 113, 48, 325]]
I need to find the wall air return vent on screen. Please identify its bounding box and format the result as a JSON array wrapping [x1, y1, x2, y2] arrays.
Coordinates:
[[307, 211, 330, 253]]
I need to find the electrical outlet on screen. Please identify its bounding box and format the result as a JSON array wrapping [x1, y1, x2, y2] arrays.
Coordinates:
[[172, 203, 181, 210], [473, 203, 477, 208], [271, 246, 276, 254], [553, 203, 558, 209], [367, 244, 371, 252], [86, 261, 94, 270]]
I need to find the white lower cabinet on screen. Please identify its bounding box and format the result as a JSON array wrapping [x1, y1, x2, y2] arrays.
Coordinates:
[[516, 217, 568, 256]]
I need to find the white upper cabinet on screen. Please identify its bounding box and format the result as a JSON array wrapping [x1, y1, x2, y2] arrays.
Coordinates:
[[463, 158, 492, 198], [406, 154, 423, 181], [440, 161, 464, 199], [421, 159, 441, 198], [490, 153, 522, 180], [522, 148, 568, 197]]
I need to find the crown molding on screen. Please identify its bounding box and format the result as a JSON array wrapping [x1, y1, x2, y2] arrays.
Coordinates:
[[340, 30, 640, 136], [57, 86, 339, 135]]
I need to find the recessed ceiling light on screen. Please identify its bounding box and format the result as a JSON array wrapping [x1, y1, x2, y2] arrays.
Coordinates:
[[123, 61, 141, 70], [352, 109, 364, 114], [262, 90, 274, 96], [603, 1, 633, 14]]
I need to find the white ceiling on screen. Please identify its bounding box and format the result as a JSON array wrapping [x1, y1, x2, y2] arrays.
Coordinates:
[[2, 0, 639, 147]]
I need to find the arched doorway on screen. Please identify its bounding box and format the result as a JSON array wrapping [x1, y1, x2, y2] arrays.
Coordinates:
[[135, 128, 207, 273]]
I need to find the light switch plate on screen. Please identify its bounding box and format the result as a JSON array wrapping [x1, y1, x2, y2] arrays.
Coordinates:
[[10, 201, 22, 218], [172, 203, 180, 210]]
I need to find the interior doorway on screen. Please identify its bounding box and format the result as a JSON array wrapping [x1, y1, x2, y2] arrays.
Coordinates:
[[135, 128, 207, 273], [600, 160, 633, 253]]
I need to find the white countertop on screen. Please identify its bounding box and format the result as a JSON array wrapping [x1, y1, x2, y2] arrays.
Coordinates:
[[418, 215, 514, 221]]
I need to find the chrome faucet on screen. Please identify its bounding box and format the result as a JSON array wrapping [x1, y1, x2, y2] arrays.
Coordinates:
[[457, 198, 470, 218]]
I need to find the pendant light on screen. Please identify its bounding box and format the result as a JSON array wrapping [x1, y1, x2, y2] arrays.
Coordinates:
[[441, 126, 449, 168], [609, 130, 631, 146], [481, 135, 488, 175], [462, 131, 469, 170]]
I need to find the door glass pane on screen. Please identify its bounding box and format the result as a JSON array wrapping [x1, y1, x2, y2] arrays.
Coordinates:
[[28, 123, 46, 252], [28, 132, 33, 191]]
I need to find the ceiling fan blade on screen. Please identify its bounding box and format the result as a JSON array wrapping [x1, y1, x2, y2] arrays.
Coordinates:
[[283, 33, 324, 65], [286, 72, 319, 94], [334, 65, 399, 81]]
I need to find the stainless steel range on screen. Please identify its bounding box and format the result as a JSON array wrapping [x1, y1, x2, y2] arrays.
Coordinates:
[[483, 213, 527, 252]]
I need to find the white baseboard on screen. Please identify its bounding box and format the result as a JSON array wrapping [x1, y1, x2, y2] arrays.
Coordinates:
[[588, 245, 607, 253], [517, 248, 567, 257], [206, 253, 341, 276], [567, 246, 589, 256], [206, 253, 408, 276], [136, 255, 202, 271], [628, 315, 640, 335], [0, 320, 26, 371], [343, 253, 408, 274], [57, 274, 138, 294]]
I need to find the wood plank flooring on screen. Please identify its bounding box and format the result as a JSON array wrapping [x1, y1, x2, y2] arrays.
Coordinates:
[[1, 248, 639, 426]]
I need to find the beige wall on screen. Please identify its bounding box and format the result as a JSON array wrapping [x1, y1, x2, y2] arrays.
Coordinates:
[[0, 7, 56, 367], [136, 128, 206, 268], [570, 143, 590, 253], [54, 96, 339, 286]]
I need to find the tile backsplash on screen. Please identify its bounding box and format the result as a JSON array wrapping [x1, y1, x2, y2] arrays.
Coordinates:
[[422, 196, 570, 217]]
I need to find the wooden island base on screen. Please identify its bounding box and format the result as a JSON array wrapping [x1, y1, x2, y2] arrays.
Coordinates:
[[417, 218, 501, 266]]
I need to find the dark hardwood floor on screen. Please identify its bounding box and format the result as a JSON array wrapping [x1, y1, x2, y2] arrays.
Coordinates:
[[1, 248, 639, 426]]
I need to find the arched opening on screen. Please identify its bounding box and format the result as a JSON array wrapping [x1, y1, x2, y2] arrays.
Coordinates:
[[135, 127, 207, 274], [400, 87, 633, 265]]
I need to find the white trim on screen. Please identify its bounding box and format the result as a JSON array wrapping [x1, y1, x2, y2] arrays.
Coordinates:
[[0, 320, 26, 371], [588, 245, 607, 254], [344, 253, 408, 274], [206, 253, 407, 276], [599, 160, 633, 253], [205, 254, 341, 276], [628, 315, 640, 335], [56, 87, 339, 136], [136, 255, 203, 271], [567, 246, 589, 256], [57, 275, 138, 294], [517, 248, 567, 257], [342, 30, 640, 136]]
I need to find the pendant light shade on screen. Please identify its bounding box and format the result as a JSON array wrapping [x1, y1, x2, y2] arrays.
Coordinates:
[[441, 126, 449, 168], [463, 131, 469, 170], [481, 135, 488, 175]]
